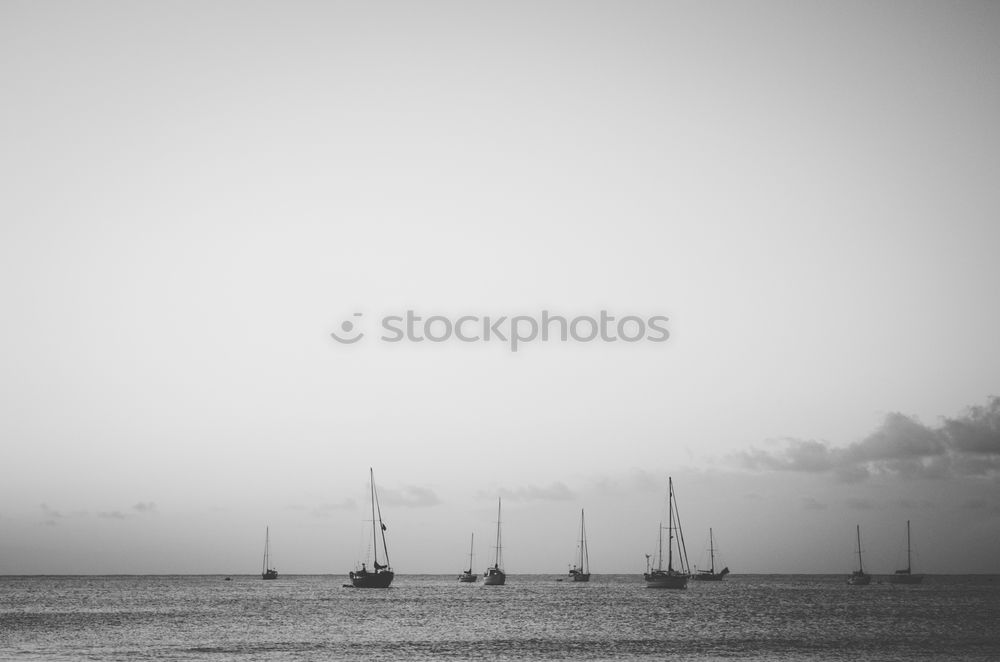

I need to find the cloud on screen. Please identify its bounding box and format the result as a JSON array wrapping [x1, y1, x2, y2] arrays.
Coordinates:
[[734, 396, 1000, 482], [740, 439, 836, 473], [942, 399, 1000, 455], [308, 499, 358, 517], [379, 486, 441, 508], [846, 497, 876, 511], [961, 498, 990, 511], [843, 412, 945, 464], [587, 470, 663, 496], [893, 497, 934, 510], [39, 503, 88, 525], [40, 503, 63, 525], [488, 481, 576, 502], [801, 496, 827, 510], [41, 502, 155, 522]]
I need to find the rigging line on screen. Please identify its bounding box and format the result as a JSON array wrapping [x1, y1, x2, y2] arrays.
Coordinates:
[[671, 479, 690, 573], [373, 469, 390, 568]]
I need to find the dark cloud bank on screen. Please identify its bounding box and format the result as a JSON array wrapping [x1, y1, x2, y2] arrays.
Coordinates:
[[737, 396, 1000, 483]]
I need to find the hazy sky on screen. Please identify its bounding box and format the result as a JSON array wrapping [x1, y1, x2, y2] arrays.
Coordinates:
[[2, 1, 998, 575]]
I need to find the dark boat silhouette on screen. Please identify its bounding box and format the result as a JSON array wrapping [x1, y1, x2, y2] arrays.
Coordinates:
[[887, 520, 923, 584], [847, 524, 872, 585], [483, 498, 506, 585], [458, 532, 478, 582], [349, 468, 394, 588], [644, 477, 690, 589], [261, 526, 278, 580], [568, 509, 590, 582], [693, 527, 729, 581]]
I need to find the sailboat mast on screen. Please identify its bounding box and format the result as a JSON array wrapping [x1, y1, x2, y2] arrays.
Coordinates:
[[370, 468, 378, 567], [856, 524, 864, 573], [906, 520, 912, 572], [580, 509, 589, 573], [667, 478, 675, 572], [494, 498, 503, 567], [469, 532, 475, 571], [373, 468, 390, 568], [657, 522, 663, 571], [709, 527, 715, 574], [672, 480, 689, 574], [263, 526, 269, 574]]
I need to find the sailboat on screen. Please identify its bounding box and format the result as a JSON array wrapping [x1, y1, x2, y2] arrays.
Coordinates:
[[261, 526, 278, 580], [483, 498, 506, 585], [693, 527, 729, 581], [348, 468, 394, 588], [846, 524, 871, 585], [644, 477, 690, 589], [887, 520, 923, 584], [458, 533, 478, 582], [568, 509, 590, 582]]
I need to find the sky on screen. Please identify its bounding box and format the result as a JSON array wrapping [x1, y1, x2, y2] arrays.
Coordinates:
[[1, 0, 998, 575]]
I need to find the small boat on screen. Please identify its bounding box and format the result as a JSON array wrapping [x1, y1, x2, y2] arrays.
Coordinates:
[[846, 524, 872, 585], [458, 533, 478, 582], [693, 527, 729, 581], [568, 509, 590, 582], [887, 520, 923, 584], [644, 477, 690, 589], [261, 526, 278, 580], [483, 498, 506, 585], [349, 468, 394, 588]]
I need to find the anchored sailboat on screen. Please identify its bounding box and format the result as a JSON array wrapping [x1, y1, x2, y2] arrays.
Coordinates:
[[887, 520, 923, 584], [644, 477, 690, 589], [569, 509, 590, 582], [261, 526, 278, 580], [483, 498, 506, 585], [693, 527, 729, 581], [846, 524, 871, 585], [458, 533, 478, 582], [349, 468, 394, 588]]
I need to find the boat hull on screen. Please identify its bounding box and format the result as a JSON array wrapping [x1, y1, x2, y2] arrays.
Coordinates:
[[570, 572, 590, 582], [484, 569, 506, 585], [694, 566, 729, 581], [644, 571, 688, 589], [458, 572, 478, 583], [847, 572, 871, 585], [261, 570, 278, 580], [349, 570, 394, 588]]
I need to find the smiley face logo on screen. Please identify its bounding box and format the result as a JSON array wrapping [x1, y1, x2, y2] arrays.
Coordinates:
[[330, 313, 365, 344]]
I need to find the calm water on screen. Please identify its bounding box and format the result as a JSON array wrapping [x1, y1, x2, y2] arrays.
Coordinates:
[[2, 574, 998, 661]]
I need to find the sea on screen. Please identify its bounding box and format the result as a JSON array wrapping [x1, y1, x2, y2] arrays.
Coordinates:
[[2, 574, 998, 661]]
